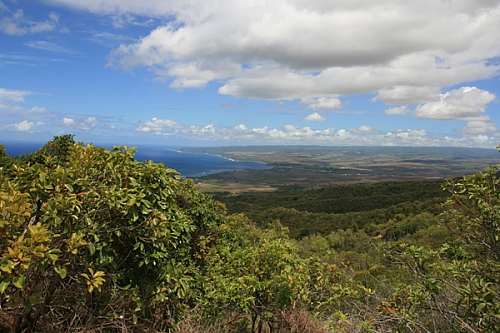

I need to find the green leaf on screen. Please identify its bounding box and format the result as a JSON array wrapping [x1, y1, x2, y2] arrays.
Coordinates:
[[65, 183, 74, 192], [13, 275, 26, 290], [476, 303, 486, 312], [59, 267, 67, 279], [89, 242, 95, 255], [0, 279, 9, 293], [0, 260, 14, 274]]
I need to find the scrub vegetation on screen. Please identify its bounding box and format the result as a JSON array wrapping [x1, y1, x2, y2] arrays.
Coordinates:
[[0, 136, 499, 332]]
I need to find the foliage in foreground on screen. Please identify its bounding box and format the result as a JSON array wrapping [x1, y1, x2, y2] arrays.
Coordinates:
[[383, 166, 500, 332], [0, 137, 499, 333], [0, 140, 227, 331]]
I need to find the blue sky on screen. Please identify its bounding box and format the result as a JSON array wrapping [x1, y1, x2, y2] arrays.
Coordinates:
[[1, 0, 500, 148]]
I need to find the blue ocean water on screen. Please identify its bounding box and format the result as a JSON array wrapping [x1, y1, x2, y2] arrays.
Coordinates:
[[1, 141, 271, 178], [133, 145, 272, 177]]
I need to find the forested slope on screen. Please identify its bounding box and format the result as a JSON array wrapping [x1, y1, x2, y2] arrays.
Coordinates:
[[217, 180, 447, 214], [214, 180, 447, 238]]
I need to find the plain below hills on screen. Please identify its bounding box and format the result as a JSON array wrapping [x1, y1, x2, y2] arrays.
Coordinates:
[[183, 145, 500, 192]]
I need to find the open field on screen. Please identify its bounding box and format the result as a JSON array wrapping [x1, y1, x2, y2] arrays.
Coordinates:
[[184, 146, 500, 192]]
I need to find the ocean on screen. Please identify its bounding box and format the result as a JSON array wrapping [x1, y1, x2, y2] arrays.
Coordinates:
[[1, 141, 272, 178]]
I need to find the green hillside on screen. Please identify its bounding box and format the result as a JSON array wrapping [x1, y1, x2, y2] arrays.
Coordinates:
[[1, 137, 499, 332]]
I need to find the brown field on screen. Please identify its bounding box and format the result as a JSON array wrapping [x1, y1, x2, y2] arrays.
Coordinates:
[[194, 182, 277, 194]]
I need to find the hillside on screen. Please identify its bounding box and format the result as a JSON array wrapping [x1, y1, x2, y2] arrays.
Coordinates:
[[1, 138, 499, 332]]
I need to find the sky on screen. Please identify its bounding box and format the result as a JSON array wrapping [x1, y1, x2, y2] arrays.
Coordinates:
[[1, 0, 500, 148]]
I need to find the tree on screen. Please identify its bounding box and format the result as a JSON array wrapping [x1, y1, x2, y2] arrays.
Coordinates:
[[17, 134, 76, 166], [201, 216, 309, 332], [381, 163, 500, 332], [0, 141, 226, 332]]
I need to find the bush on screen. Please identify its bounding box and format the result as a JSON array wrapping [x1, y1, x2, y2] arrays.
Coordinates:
[[0, 142, 225, 332]]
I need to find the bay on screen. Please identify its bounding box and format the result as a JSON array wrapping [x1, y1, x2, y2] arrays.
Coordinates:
[[1, 141, 272, 178], [133, 145, 272, 177]]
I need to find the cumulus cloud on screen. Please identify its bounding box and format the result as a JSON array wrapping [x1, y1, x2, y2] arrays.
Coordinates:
[[461, 120, 499, 135], [129, 116, 479, 146], [7, 120, 44, 131], [413, 86, 499, 137], [349, 125, 381, 134], [62, 117, 75, 126], [38, 0, 500, 144], [383, 129, 430, 145], [125, 110, 498, 147], [136, 117, 182, 132], [414, 86, 496, 121], [79, 117, 100, 130], [385, 105, 410, 115], [395, 129, 428, 138], [30, 106, 47, 112], [13, 120, 35, 131], [303, 112, 326, 122], [301, 97, 342, 110], [373, 86, 441, 104], [62, 116, 100, 130], [68, 0, 500, 104]]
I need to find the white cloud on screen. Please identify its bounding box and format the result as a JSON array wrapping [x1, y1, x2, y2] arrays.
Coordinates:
[[79, 117, 100, 130], [444, 134, 497, 147], [0, 88, 49, 117], [128, 116, 498, 147], [301, 97, 342, 110], [30, 106, 47, 112], [62, 117, 75, 126], [395, 129, 428, 138], [61, 116, 100, 130], [349, 125, 381, 134], [33, 0, 500, 145], [76, 0, 500, 104], [303, 112, 326, 122], [0, 7, 59, 35], [383, 128, 430, 145], [25, 41, 77, 54], [7, 120, 44, 131], [136, 117, 182, 132], [0, 88, 35, 102], [461, 120, 499, 135], [373, 86, 441, 104], [414, 86, 496, 121], [385, 105, 409, 115], [382, 86, 498, 136], [13, 120, 34, 131]]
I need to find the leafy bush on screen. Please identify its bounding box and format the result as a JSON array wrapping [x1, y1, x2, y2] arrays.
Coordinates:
[[0, 142, 225, 332]]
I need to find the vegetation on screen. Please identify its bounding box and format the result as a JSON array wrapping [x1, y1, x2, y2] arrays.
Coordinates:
[[0, 136, 499, 332]]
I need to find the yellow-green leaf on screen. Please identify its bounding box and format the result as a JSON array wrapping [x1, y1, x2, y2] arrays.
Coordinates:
[[0, 279, 9, 293], [13, 275, 26, 289]]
